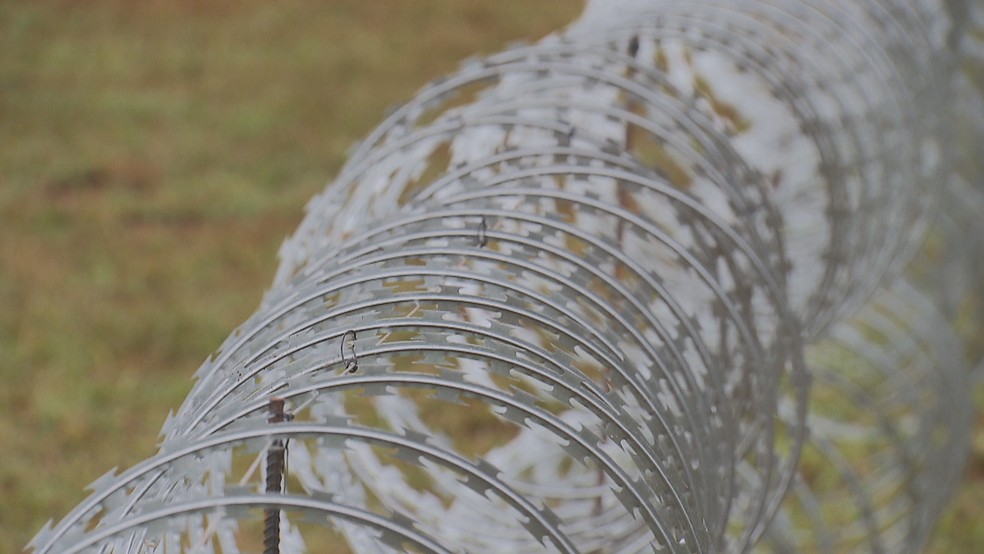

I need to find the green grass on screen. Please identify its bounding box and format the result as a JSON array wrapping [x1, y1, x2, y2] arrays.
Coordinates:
[[0, 1, 980, 552]]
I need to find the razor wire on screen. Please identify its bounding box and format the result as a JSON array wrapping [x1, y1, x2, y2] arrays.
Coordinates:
[[28, 0, 983, 553]]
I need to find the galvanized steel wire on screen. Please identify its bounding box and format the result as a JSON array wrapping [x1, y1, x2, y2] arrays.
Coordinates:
[[29, 0, 982, 552]]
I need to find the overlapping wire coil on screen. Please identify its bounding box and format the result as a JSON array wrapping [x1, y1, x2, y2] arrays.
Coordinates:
[[29, 0, 982, 553], [762, 280, 973, 553]]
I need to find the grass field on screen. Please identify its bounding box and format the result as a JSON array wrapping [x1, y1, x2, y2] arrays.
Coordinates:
[[1, 1, 980, 551]]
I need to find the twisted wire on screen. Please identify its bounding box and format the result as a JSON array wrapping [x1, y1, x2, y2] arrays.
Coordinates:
[[29, 1, 981, 552]]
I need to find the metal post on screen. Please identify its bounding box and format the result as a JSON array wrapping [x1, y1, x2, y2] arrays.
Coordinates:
[[263, 397, 287, 554]]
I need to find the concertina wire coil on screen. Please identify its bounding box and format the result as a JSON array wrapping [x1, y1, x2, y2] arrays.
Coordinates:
[[29, 0, 984, 552]]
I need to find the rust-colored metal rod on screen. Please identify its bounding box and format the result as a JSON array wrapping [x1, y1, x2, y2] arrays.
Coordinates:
[[263, 397, 287, 554]]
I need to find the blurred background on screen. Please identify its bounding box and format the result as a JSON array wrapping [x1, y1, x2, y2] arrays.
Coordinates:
[[0, 1, 980, 551]]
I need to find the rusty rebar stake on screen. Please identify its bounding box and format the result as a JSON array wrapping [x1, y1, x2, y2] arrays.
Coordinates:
[[263, 397, 287, 554]]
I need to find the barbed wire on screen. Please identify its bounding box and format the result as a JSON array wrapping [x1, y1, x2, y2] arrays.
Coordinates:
[[29, 0, 982, 552]]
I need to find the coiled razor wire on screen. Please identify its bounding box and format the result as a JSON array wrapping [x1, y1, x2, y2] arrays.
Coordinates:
[[763, 280, 973, 553], [28, 0, 983, 552]]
